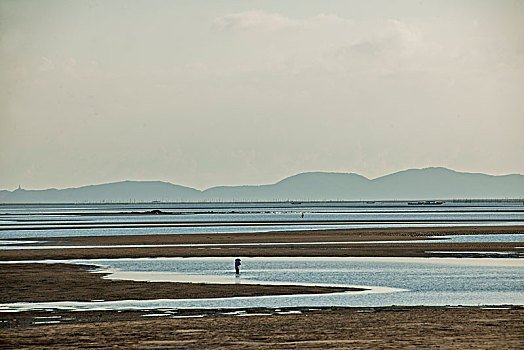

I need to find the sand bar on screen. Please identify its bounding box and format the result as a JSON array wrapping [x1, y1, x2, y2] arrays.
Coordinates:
[[0, 263, 362, 303], [0, 226, 521, 260], [0, 225, 522, 348]]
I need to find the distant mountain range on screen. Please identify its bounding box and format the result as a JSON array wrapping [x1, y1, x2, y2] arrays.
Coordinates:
[[1, 167, 523, 203]]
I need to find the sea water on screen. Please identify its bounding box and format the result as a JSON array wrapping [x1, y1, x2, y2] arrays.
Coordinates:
[[1, 257, 522, 311], [0, 202, 523, 239]]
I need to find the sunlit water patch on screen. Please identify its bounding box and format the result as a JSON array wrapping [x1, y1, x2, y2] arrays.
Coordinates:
[[1, 257, 522, 311]]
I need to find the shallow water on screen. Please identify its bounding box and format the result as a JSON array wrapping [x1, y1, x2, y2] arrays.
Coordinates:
[[1, 222, 523, 240], [1, 257, 522, 311], [1, 234, 523, 250], [1, 202, 522, 239], [1, 202, 522, 311]]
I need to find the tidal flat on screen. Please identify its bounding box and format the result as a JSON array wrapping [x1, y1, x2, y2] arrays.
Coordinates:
[[0, 203, 522, 348], [1, 306, 522, 349]]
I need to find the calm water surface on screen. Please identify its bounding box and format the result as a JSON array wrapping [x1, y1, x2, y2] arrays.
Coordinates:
[[1, 202, 523, 239], [1, 203, 522, 311], [1, 257, 522, 311]]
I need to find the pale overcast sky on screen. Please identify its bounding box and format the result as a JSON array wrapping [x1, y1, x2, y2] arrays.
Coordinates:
[[1, 0, 523, 190]]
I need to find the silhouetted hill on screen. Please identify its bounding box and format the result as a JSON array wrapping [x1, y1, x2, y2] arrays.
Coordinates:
[[202, 172, 371, 201], [1, 168, 523, 203], [372, 167, 524, 200], [0, 181, 200, 203]]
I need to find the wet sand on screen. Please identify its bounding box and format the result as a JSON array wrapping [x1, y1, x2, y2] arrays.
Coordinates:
[[1, 225, 522, 348], [1, 307, 522, 349], [1, 226, 521, 261], [0, 263, 360, 303], [2, 218, 522, 231], [2, 226, 520, 304]]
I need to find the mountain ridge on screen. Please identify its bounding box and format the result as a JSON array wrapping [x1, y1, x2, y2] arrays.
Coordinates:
[[1, 167, 523, 203]]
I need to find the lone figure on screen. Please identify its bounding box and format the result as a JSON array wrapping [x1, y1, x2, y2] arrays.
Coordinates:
[[235, 258, 241, 274]]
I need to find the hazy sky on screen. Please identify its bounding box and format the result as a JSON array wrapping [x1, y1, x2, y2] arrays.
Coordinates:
[[1, 0, 523, 190]]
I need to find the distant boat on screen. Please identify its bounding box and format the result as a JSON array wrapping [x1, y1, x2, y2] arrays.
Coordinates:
[[408, 201, 444, 205]]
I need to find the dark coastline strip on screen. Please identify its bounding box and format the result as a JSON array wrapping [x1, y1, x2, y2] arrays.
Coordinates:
[[1, 218, 524, 230], [2, 206, 523, 216], [0, 243, 520, 261]]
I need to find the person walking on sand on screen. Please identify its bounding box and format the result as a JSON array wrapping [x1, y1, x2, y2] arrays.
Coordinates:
[[235, 258, 241, 275]]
